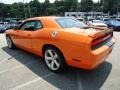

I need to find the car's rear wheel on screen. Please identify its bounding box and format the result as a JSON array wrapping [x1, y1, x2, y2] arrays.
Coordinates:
[[43, 46, 66, 72], [6, 36, 15, 49]]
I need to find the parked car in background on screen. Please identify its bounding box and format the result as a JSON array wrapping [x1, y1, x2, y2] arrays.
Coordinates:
[[88, 18, 95, 21], [0, 21, 24, 33], [0, 25, 7, 33], [0, 22, 4, 25], [106, 19, 120, 31], [102, 18, 110, 23], [2, 24, 14, 30], [88, 20, 107, 28], [0, 24, 2, 27], [116, 18, 120, 21], [5, 16, 116, 72]]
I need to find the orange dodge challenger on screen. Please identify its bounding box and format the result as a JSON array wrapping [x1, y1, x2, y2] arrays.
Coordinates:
[[5, 16, 116, 72]]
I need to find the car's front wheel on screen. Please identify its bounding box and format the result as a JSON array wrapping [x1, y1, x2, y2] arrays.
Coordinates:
[[6, 36, 15, 49], [44, 46, 66, 72]]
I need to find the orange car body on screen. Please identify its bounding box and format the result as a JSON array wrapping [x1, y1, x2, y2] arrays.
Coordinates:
[[5, 16, 116, 69]]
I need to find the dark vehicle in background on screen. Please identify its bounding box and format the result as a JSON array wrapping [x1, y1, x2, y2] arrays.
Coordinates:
[[88, 18, 95, 22], [0, 22, 4, 25], [0, 25, 8, 33], [116, 18, 120, 21], [0, 21, 24, 33], [106, 20, 120, 31], [0, 22, 17, 33], [77, 18, 84, 22]]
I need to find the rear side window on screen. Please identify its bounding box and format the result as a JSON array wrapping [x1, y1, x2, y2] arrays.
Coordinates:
[[56, 18, 87, 28]]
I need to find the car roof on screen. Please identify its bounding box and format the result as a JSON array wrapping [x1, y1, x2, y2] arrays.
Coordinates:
[[26, 16, 59, 21], [26, 16, 78, 29]]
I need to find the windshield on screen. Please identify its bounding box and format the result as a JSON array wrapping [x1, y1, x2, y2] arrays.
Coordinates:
[[0, 25, 5, 29], [110, 20, 120, 25], [104, 19, 109, 21], [56, 18, 87, 28]]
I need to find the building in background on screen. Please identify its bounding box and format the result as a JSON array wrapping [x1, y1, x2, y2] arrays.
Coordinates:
[[65, 12, 110, 19]]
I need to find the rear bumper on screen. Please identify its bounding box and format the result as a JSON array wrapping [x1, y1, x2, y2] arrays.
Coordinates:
[[85, 37, 115, 69], [66, 37, 116, 70]]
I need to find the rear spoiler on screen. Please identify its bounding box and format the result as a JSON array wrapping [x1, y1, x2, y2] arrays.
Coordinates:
[[88, 27, 113, 39]]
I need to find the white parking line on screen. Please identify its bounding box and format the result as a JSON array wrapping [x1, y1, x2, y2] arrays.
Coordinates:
[[10, 73, 54, 90], [0, 61, 37, 74], [76, 71, 83, 90]]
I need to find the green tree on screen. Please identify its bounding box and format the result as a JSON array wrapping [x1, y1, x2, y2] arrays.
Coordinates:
[[29, 0, 41, 17], [80, 0, 93, 12], [54, 0, 64, 15], [93, 1, 102, 12], [63, 0, 78, 12], [44, 0, 50, 15], [103, 0, 118, 15], [0, 0, 119, 19]]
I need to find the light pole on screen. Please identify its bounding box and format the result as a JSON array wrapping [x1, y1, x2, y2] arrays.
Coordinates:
[[23, 0, 27, 19], [102, 0, 106, 18], [28, 3, 31, 18], [76, 0, 79, 18], [102, 0, 104, 12], [117, 0, 120, 17]]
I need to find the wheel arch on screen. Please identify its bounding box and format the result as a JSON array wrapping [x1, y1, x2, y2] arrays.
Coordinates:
[[42, 44, 67, 64], [42, 44, 63, 55], [6, 34, 10, 38], [6, 34, 13, 42]]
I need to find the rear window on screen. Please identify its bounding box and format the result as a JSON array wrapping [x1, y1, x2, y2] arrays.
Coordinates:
[[56, 18, 87, 28]]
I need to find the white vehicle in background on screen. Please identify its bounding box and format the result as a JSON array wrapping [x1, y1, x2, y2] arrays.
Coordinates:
[[89, 20, 107, 28]]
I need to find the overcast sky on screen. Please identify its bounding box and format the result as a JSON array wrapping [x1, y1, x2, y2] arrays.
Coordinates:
[[0, 0, 99, 4]]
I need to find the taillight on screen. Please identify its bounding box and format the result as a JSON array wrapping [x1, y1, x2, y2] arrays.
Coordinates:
[[91, 35, 111, 47]]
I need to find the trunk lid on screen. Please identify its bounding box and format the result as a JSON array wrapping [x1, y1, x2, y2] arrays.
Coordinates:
[[63, 27, 113, 39], [82, 27, 113, 39]]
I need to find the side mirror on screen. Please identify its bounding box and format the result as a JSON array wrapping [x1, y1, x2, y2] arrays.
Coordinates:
[[13, 26, 19, 30]]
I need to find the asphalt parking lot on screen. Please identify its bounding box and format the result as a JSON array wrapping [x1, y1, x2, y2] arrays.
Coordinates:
[[0, 32, 120, 90]]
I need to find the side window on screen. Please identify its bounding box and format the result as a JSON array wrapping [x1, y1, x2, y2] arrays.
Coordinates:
[[20, 21, 35, 31], [34, 21, 43, 30]]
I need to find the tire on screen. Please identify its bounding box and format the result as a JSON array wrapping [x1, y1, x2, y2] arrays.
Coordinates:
[[6, 36, 15, 49], [43, 46, 66, 72]]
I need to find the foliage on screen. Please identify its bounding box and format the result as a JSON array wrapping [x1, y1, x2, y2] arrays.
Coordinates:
[[0, 0, 120, 19], [80, 0, 93, 12]]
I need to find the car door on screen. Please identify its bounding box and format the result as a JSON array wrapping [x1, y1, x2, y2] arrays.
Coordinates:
[[13, 21, 36, 51], [30, 20, 44, 55]]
